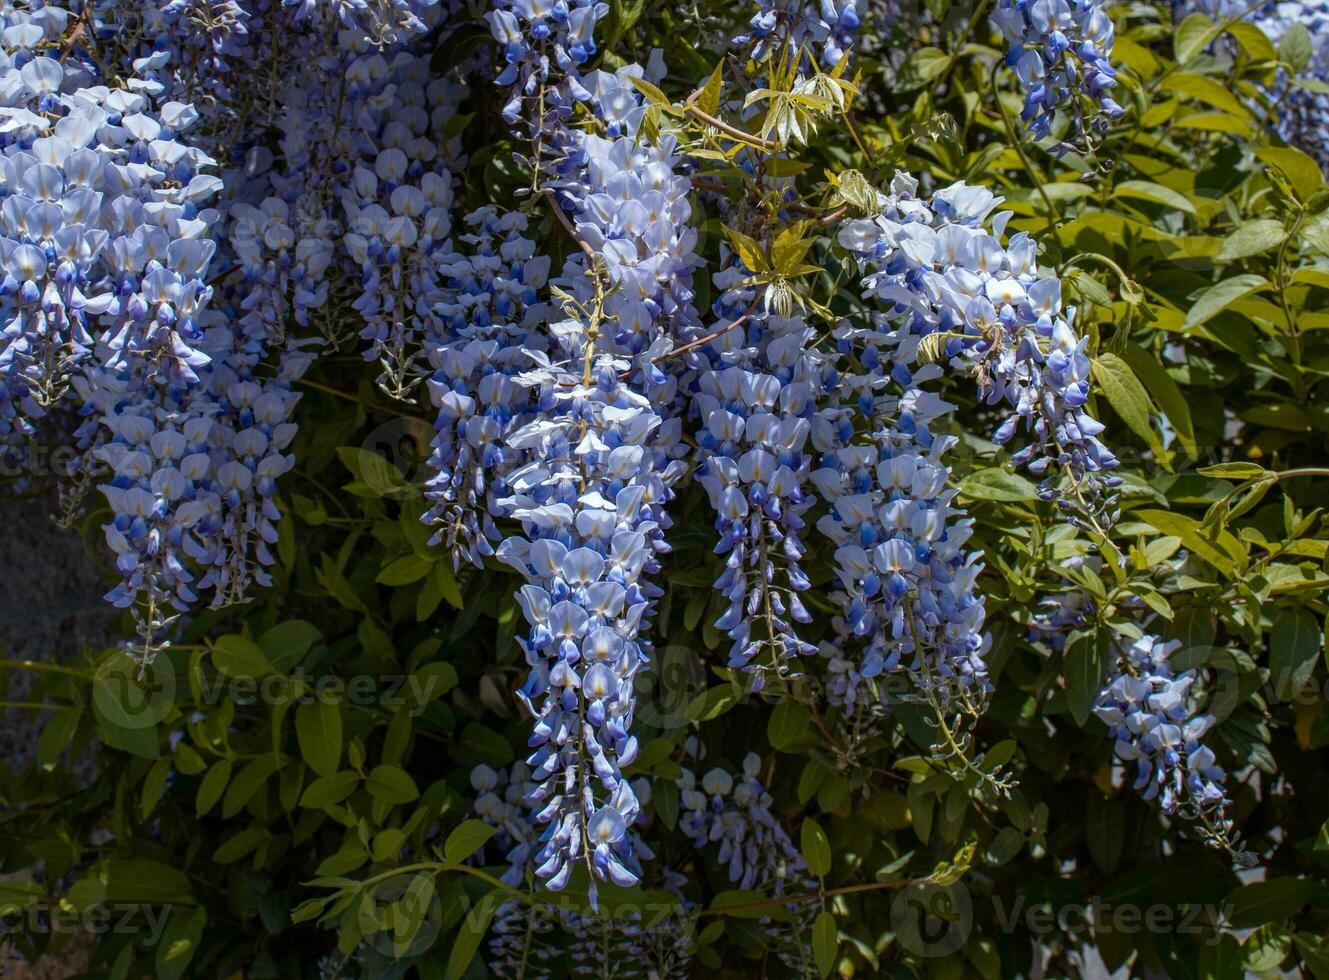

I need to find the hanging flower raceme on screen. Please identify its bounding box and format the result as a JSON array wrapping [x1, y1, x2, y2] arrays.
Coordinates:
[[468, 762, 559, 979], [84, 0, 254, 153], [468, 763, 693, 978], [182, 318, 314, 609], [991, 0, 1124, 143], [734, 0, 865, 72], [485, 0, 610, 124], [480, 14, 702, 898], [493, 341, 683, 905], [692, 262, 826, 688], [338, 51, 461, 399], [227, 197, 335, 343], [1093, 633, 1240, 847], [812, 420, 989, 721], [424, 206, 550, 568], [282, 0, 443, 46], [838, 172, 1122, 530], [0, 51, 217, 440], [678, 753, 818, 976]]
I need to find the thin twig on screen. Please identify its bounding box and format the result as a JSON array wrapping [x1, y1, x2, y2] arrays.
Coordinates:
[[542, 188, 598, 263], [684, 104, 779, 151], [653, 301, 760, 364]]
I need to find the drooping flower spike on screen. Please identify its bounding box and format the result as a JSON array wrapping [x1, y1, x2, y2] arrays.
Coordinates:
[[991, 0, 1125, 145]]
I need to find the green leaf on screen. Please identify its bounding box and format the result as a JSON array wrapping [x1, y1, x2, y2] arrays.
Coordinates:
[[1227, 21, 1277, 62], [722, 227, 769, 274], [1121, 343, 1196, 458], [1183, 274, 1271, 330], [1084, 795, 1124, 874], [697, 61, 723, 116], [1067, 269, 1113, 308], [768, 700, 811, 750], [1306, 215, 1329, 256], [896, 46, 949, 90], [37, 706, 81, 771], [1162, 72, 1254, 119], [214, 826, 269, 864], [1294, 934, 1329, 980], [140, 756, 171, 820], [801, 818, 832, 877], [222, 756, 279, 819], [1176, 13, 1222, 63], [430, 559, 464, 610], [93, 706, 159, 759], [771, 224, 815, 276], [443, 820, 496, 865], [376, 554, 434, 586], [156, 907, 207, 980], [1246, 925, 1293, 972], [445, 891, 498, 980], [196, 760, 232, 817], [812, 910, 838, 978], [1198, 462, 1268, 479], [1115, 180, 1197, 215], [1092, 353, 1162, 454], [1226, 878, 1312, 928], [686, 684, 740, 722], [299, 770, 360, 808], [958, 468, 1038, 502], [258, 620, 321, 672], [709, 890, 793, 921], [365, 764, 419, 804], [410, 662, 458, 706], [625, 74, 672, 109], [1257, 146, 1324, 202], [1270, 608, 1320, 702], [296, 699, 342, 777], [448, 722, 514, 768], [985, 827, 1023, 867], [1279, 21, 1312, 71], [211, 635, 270, 678], [1064, 632, 1104, 727], [1218, 219, 1287, 262], [1136, 509, 1246, 576]]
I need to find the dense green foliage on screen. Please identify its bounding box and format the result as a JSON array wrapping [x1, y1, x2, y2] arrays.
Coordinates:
[[4, 1, 1329, 978]]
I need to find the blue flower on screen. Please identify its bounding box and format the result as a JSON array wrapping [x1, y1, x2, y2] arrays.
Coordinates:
[[992, 0, 1124, 143]]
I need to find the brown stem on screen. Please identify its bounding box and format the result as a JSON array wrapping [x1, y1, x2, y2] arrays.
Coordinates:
[[653, 301, 760, 365], [685, 104, 779, 151], [543, 189, 598, 263]]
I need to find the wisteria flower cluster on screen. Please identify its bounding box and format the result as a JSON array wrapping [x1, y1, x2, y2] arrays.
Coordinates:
[[838, 173, 1122, 529], [468, 763, 695, 979], [678, 753, 819, 976], [1093, 635, 1238, 844], [734, 0, 865, 72], [992, 0, 1124, 142], [6, 0, 1287, 972], [691, 262, 828, 687]]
